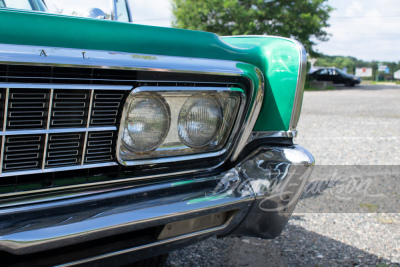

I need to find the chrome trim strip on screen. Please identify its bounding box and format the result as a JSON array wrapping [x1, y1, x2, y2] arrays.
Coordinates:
[[0, 43, 244, 76], [0, 162, 118, 178], [81, 90, 94, 165], [0, 83, 132, 91], [59, 225, 229, 267], [2, 88, 9, 131], [0, 136, 4, 175], [42, 89, 54, 170], [0, 127, 117, 136], [247, 130, 298, 143], [42, 133, 49, 170], [0, 89, 9, 174], [116, 86, 246, 166], [0, 168, 205, 201], [289, 40, 307, 131], [231, 68, 264, 161]]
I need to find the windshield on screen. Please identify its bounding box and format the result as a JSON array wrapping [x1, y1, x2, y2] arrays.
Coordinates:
[[0, 0, 47, 11], [46, 0, 131, 22], [335, 69, 347, 75]]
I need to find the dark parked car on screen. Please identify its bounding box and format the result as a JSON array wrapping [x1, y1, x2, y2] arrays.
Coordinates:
[[308, 67, 361, 86]]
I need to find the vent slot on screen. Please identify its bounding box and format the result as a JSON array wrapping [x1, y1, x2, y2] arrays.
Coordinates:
[[0, 89, 4, 131], [90, 91, 124, 127], [85, 131, 114, 163], [7, 89, 48, 130], [3, 135, 44, 172], [46, 133, 85, 167], [50, 90, 90, 128]]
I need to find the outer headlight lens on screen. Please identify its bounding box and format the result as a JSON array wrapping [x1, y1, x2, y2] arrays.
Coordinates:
[[178, 95, 222, 148], [122, 95, 170, 152]]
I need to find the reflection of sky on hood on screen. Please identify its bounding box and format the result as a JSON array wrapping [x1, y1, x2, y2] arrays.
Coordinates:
[[44, 0, 400, 62]]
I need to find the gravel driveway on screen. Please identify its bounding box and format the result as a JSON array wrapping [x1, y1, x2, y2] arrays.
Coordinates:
[[166, 84, 400, 267]]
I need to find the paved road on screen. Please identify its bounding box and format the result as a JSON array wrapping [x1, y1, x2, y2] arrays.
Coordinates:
[[166, 84, 400, 266]]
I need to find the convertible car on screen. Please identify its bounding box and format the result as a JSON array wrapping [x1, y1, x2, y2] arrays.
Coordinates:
[[0, 1, 314, 266]]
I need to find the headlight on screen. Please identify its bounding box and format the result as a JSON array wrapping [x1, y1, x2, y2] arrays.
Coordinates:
[[118, 87, 244, 165], [178, 95, 222, 148], [122, 95, 170, 152]]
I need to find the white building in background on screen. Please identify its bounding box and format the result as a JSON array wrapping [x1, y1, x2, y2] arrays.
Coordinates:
[[394, 69, 400, 79], [355, 67, 373, 77]]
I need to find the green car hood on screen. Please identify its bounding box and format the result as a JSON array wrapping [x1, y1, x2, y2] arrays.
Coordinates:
[[0, 9, 304, 132]]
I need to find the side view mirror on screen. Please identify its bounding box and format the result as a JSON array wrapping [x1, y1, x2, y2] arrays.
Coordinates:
[[86, 8, 107, 19]]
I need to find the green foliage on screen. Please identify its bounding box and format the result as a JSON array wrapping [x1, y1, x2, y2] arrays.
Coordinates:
[[172, 0, 333, 55]]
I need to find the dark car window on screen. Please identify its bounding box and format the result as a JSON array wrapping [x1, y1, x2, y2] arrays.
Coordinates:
[[330, 69, 338, 75], [335, 69, 347, 76], [319, 69, 329, 75]]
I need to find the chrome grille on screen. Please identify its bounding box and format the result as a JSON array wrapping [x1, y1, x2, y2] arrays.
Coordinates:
[[0, 84, 129, 177]]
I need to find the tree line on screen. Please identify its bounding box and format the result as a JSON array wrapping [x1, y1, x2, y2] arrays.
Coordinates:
[[313, 54, 400, 77]]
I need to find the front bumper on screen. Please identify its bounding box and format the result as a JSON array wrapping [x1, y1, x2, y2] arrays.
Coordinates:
[[0, 145, 314, 266]]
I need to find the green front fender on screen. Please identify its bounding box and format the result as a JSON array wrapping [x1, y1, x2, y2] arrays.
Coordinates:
[[222, 36, 306, 132]]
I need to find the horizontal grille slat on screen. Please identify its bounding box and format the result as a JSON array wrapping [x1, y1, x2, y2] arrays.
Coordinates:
[[85, 132, 114, 163], [6, 89, 48, 130], [90, 91, 124, 127], [46, 133, 85, 167], [3, 134, 44, 172], [50, 90, 90, 128]]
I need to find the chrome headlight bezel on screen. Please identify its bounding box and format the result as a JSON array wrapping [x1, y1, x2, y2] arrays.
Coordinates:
[[116, 86, 246, 166]]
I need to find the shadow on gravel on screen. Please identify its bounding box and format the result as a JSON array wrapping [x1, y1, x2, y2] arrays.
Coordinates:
[[166, 222, 400, 267], [274, 221, 400, 267], [333, 84, 400, 91]]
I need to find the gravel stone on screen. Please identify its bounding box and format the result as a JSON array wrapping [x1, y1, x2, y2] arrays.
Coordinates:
[[166, 85, 400, 266]]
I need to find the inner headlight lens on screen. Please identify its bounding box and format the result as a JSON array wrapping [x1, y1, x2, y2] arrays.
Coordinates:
[[178, 95, 222, 148], [123, 95, 170, 152]]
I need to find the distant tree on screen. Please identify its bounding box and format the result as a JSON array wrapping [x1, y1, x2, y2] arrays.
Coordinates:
[[172, 0, 333, 55]]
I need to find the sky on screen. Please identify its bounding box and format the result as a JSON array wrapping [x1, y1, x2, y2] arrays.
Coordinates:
[[128, 0, 400, 62], [45, 0, 400, 62]]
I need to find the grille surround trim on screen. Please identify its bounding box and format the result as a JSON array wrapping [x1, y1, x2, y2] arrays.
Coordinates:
[[0, 43, 264, 197]]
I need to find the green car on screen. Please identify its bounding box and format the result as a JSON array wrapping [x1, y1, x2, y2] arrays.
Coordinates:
[[0, 1, 314, 266]]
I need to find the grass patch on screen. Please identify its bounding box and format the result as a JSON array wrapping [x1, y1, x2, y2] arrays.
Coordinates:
[[304, 81, 335, 91], [376, 215, 395, 224], [359, 202, 378, 212]]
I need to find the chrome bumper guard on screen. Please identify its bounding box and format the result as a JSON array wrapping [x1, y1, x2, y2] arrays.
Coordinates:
[[0, 145, 314, 262]]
